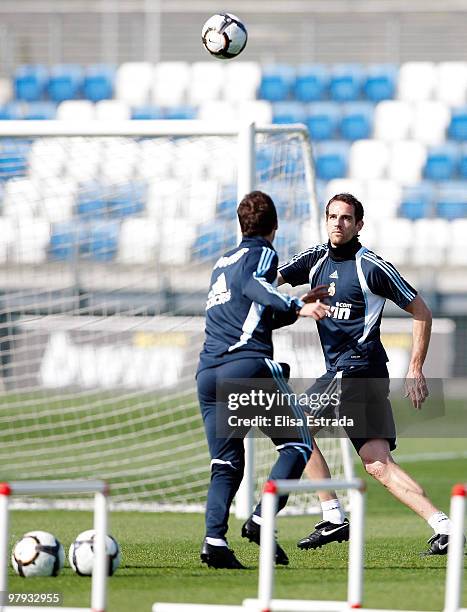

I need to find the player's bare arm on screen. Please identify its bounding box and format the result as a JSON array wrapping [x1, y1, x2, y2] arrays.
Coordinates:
[[403, 295, 433, 410]]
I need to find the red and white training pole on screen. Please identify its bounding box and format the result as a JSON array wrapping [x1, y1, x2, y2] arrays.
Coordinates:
[[444, 483, 466, 612]]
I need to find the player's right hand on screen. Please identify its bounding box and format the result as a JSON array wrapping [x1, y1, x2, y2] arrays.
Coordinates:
[[299, 302, 330, 320], [300, 284, 329, 304]]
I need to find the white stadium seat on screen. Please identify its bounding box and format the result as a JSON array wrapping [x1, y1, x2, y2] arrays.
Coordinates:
[[115, 62, 154, 106], [159, 218, 196, 265], [28, 138, 65, 179], [185, 180, 219, 224], [118, 218, 159, 264], [374, 100, 413, 141], [411, 219, 450, 266], [37, 178, 76, 223], [364, 179, 401, 219], [189, 62, 225, 104], [398, 61, 437, 102], [137, 138, 175, 181], [151, 62, 190, 106], [325, 179, 367, 203], [436, 61, 467, 106], [223, 62, 261, 101], [100, 138, 139, 182], [146, 179, 181, 218], [238, 100, 273, 124], [65, 137, 102, 182], [3, 178, 40, 218], [95, 100, 131, 121], [349, 140, 389, 180], [198, 100, 238, 123], [12, 218, 50, 264], [411, 101, 450, 146], [387, 140, 427, 185], [446, 219, 467, 265], [0, 217, 14, 262], [0, 77, 13, 105], [376, 218, 413, 266], [57, 100, 95, 121]]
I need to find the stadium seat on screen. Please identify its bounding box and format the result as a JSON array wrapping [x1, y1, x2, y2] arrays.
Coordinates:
[[24, 102, 56, 120], [306, 102, 340, 141], [37, 178, 76, 223], [272, 101, 306, 124], [363, 64, 397, 102], [86, 220, 120, 261], [399, 182, 435, 220], [238, 100, 273, 124], [348, 140, 389, 180], [0, 102, 25, 120], [388, 141, 427, 185], [192, 221, 228, 261], [100, 138, 139, 182], [189, 62, 225, 105], [294, 64, 329, 102], [28, 138, 65, 179], [374, 100, 413, 141], [446, 219, 467, 264], [187, 180, 219, 224], [118, 217, 159, 264], [398, 62, 437, 102], [0, 78, 13, 105], [47, 64, 83, 102], [159, 218, 196, 265], [164, 105, 197, 120], [56, 100, 95, 121], [146, 178, 180, 217], [376, 218, 413, 265], [325, 178, 367, 204], [64, 137, 101, 182], [198, 101, 237, 123], [151, 62, 190, 106], [448, 106, 467, 141], [217, 184, 237, 217], [259, 65, 295, 102], [223, 62, 261, 101], [365, 179, 401, 219], [115, 62, 154, 106], [2, 178, 40, 218], [131, 105, 165, 120], [411, 218, 450, 265], [339, 102, 374, 141], [14, 65, 48, 101], [423, 143, 459, 181], [95, 100, 131, 121], [436, 182, 467, 220], [83, 64, 115, 102], [49, 221, 88, 260], [138, 140, 175, 182], [329, 64, 363, 102], [315, 141, 350, 180], [12, 218, 50, 264], [76, 182, 108, 219], [107, 182, 146, 218], [412, 101, 450, 146], [436, 62, 467, 107], [459, 143, 467, 179], [274, 221, 300, 260], [0, 141, 29, 181]]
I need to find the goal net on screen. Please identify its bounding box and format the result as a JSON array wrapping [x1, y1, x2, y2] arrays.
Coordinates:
[[0, 121, 352, 513]]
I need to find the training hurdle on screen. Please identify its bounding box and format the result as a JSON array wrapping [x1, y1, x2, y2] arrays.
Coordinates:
[[444, 483, 466, 612], [0, 480, 109, 612]]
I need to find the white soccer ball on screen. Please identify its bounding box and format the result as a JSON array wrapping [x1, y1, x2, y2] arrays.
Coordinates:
[[202, 13, 247, 60], [11, 530, 65, 577], [69, 529, 121, 576]]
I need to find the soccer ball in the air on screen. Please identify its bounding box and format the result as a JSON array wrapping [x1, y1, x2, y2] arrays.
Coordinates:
[[11, 530, 65, 577], [202, 13, 247, 60], [69, 529, 121, 576]]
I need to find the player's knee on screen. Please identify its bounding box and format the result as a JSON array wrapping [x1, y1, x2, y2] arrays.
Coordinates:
[[210, 458, 244, 478], [279, 443, 312, 464], [363, 459, 388, 482]]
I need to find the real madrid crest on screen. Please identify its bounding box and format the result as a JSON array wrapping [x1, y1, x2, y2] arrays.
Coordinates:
[[328, 282, 336, 297]]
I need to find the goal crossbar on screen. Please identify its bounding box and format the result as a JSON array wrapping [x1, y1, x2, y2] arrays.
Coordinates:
[[0, 480, 109, 612]]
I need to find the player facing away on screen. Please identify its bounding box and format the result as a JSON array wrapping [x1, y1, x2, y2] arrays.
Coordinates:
[[278, 192, 454, 556], [197, 191, 329, 569]]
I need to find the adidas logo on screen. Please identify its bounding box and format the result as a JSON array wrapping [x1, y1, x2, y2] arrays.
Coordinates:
[[212, 273, 227, 295], [206, 273, 231, 310], [329, 270, 339, 279]]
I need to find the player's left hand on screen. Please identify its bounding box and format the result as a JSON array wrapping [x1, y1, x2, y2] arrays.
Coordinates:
[[404, 370, 429, 409], [300, 284, 329, 304]]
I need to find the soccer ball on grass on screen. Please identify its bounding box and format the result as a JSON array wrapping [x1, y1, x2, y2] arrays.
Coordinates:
[[11, 530, 65, 577], [202, 13, 247, 60], [69, 529, 121, 576]]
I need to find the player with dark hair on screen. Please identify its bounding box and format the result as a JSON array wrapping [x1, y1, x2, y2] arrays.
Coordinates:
[[278, 193, 454, 556], [197, 190, 329, 569]]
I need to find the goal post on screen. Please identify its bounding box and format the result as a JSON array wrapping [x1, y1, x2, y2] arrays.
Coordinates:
[[0, 119, 352, 515]]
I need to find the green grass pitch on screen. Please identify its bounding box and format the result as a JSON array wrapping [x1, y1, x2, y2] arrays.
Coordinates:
[[6, 446, 467, 611]]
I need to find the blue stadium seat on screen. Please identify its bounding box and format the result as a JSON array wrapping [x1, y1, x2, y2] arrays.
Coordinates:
[[192, 222, 230, 261], [76, 182, 108, 219], [306, 102, 340, 141], [83, 64, 115, 102], [315, 141, 350, 180], [0, 102, 25, 120], [329, 64, 363, 102], [459, 144, 467, 179], [217, 184, 237, 216], [339, 102, 374, 141], [399, 182, 435, 219], [131, 105, 165, 120], [0, 142, 29, 181], [49, 221, 87, 260], [272, 102, 306, 124], [259, 65, 295, 102], [363, 64, 397, 102], [107, 183, 146, 218], [86, 220, 120, 261], [24, 102, 56, 120], [448, 106, 467, 141], [423, 143, 459, 181], [47, 65, 83, 103], [165, 105, 197, 120], [294, 64, 329, 102], [14, 65, 48, 102], [274, 221, 300, 260], [436, 182, 467, 220]]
